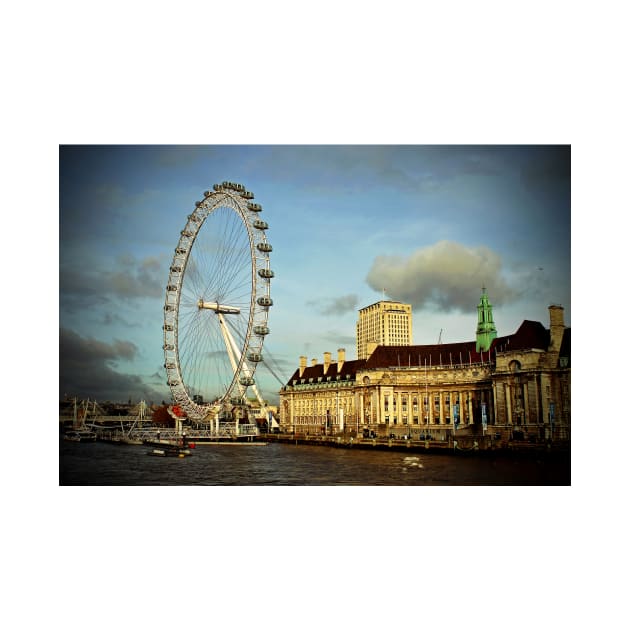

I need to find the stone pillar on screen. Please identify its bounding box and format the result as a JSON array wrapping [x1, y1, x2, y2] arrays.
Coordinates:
[[505, 384, 512, 425], [359, 392, 364, 425]]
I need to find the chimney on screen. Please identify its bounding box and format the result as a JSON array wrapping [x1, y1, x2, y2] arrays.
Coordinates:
[[337, 348, 346, 373], [323, 351, 332, 375], [548, 304, 565, 353], [299, 356, 307, 378], [311, 358, 317, 367]]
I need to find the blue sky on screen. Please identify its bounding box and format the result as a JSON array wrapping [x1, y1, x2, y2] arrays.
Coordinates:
[[59, 145, 570, 405]]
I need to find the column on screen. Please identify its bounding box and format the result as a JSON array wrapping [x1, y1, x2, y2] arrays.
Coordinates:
[[359, 392, 364, 425]]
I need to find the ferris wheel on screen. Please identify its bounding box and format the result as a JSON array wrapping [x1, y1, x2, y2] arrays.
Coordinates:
[[162, 181, 273, 424]]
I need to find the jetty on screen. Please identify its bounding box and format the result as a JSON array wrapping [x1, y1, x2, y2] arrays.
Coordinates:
[[259, 432, 570, 457]]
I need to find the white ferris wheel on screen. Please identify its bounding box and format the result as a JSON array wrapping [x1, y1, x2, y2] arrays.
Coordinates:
[[162, 181, 273, 427]]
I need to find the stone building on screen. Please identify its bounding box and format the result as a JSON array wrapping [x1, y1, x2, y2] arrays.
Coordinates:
[[279, 293, 570, 442]]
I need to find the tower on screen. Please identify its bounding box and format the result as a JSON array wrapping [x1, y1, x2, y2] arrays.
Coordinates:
[[475, 287, 497, 352], [356, 300, 412, 359]]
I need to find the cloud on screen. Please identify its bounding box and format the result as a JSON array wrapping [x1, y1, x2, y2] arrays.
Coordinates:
[[366, 240, 515, 312], [520, 146, 570, 188], [102, 312, 143, 328], [154, 146, 210, 167], [262, 146, 507, 197], [60, 328, 166, 402], [321, 332, 356, 347], [60, 254, 166, 313], [309, 294, 359, 316]]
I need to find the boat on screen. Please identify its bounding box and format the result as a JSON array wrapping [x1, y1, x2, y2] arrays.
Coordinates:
[[64, 430, 97, 443], [147, 444, 192, 457], [120, 436, 144, 445]]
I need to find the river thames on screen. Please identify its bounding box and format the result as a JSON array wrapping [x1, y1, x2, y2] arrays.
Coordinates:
[[59, 439, 570, 485]]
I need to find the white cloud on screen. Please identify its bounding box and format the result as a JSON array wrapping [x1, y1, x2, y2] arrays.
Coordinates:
[[366, 240, 515, 312]]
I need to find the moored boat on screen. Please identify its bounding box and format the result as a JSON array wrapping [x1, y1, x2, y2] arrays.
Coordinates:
[[64, 430, 97, 442]]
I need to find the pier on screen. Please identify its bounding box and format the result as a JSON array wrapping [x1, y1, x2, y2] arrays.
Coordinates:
[[260, 432, 570, 457]]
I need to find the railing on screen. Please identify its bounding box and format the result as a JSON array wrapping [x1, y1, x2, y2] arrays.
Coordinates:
[[61, 418, 261, 440], [127, 425, 259, 441]]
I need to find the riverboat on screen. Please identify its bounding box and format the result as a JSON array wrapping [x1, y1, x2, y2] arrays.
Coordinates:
[[63, 430, 97, 443], [147, 445, 192, 458]]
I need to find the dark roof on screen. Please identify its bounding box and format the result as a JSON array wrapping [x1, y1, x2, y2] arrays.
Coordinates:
[[287, 358, 367, 385], [492, 320, 550, 353], [559, 327, 571, 357], [284, 320, 571, 384], [365, 340, 483, 369]]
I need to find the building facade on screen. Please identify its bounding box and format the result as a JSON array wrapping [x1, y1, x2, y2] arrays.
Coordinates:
[[356, 300, 412, 360], [280, 296, 570, 442]]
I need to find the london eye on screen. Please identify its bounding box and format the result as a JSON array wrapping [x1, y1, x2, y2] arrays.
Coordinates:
[[162, 182, 273, 430]]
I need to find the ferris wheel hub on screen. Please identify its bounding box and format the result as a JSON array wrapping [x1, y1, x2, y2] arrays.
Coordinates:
[[197, 300, 241, 314]]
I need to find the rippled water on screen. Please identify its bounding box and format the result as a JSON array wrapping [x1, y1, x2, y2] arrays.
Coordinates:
[[59, 439, 570, 485]]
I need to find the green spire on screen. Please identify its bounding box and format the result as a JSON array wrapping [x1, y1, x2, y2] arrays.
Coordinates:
[[476, 287, 497, 352]]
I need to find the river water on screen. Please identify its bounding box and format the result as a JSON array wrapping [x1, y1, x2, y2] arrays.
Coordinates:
[[59, 438, 570, 485]]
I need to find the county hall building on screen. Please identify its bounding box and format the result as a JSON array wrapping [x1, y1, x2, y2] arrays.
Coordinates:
[[278, 290, 570, 442]]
